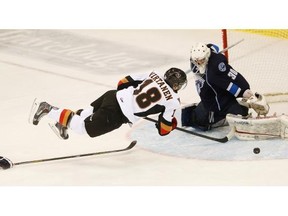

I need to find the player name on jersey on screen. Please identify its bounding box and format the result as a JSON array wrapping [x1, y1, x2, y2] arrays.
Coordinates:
[[149, 72, 173, 101]]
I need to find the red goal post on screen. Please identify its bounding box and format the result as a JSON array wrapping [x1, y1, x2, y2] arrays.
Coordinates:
[[221, 29, 288, 103]]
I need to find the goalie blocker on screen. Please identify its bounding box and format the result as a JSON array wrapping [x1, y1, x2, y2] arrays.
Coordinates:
[[226, 114, 288, 140]]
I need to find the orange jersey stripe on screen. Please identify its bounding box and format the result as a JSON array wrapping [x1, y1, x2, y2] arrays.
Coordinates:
[[118, 78, 129, 86]]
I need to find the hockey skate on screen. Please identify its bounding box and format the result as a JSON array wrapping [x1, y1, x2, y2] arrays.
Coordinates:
[[49, 122, 69, 140], [29, 98, 53, 125]]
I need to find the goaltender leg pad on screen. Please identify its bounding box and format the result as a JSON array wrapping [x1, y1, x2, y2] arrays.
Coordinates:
[[226, 114, 283, 140], [281, 115, 288, 139]]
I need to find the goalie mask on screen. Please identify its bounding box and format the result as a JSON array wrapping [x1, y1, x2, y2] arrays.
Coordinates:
[[190, 42, 211, 75], [164, 68, 187, 92]]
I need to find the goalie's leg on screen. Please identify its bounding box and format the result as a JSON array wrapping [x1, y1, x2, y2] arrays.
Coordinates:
[[181, 100, 248, 131], [226, 114, 282, 140], [181, 104, 197, 127], [181, 102, 212, 131]]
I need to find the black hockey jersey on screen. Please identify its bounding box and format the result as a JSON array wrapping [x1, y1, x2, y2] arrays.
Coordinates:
[[191, 48, 250, 112]]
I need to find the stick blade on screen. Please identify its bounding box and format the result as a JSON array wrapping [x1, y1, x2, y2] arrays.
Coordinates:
[[0, 156, 14, 170], [128, 140, 137, 149]]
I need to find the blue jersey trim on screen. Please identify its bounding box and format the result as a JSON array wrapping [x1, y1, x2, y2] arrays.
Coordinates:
[[227, 83, 241, 96]]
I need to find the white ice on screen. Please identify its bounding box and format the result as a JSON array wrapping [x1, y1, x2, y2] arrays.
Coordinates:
[[0, 30, 288, 215]]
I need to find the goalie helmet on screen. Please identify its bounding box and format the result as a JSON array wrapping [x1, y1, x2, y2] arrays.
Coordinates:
[[190, 42, 211, 74], [164, 67, 187, 92]]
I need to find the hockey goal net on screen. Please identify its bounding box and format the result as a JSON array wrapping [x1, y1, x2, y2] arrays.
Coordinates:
[[222, 29, 288, 103]]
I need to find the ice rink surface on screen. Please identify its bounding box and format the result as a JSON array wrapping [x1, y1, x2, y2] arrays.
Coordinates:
[[1, 29, 288, 215]]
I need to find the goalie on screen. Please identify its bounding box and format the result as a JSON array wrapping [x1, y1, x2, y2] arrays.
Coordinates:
[[181, 42, 270, 131]]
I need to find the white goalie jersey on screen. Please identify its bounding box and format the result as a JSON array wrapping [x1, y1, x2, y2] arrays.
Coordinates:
[[226, 114, 288, 140]]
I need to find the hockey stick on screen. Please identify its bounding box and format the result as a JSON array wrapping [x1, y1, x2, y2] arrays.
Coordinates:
[[0, 140, 137, 170], [186, 39, 245, 74], [144, 117, 235, 143]]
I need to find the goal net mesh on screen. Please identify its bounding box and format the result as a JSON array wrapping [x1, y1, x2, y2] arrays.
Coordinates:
[[224, 29, 288, 103]]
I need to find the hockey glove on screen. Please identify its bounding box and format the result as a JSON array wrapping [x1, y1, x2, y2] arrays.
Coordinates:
[[156, 117, 177, 130], [238, 92, 269, 116], [243, 89, 254, 98], [250, 93, 270, 116], [155, 115, 177, 136]]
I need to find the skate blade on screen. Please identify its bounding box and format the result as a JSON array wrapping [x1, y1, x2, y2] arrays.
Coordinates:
[[48, 123, 68, 140], [28, 98, 39, 124]]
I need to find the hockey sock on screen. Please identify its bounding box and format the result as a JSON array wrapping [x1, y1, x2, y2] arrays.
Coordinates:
[[48, 108, 74, 127], [59, 109, 74, 127], [69, 114, 88, 135]]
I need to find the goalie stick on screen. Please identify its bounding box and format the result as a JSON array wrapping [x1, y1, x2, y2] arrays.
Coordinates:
[[0, 140, 137, 170], [144, 117, 235, 143], [219, 38, 244, 54]]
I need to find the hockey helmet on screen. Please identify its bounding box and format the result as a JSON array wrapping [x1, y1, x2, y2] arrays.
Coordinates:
[[164, 68, 187, 92], [190, 42, 211, 74]]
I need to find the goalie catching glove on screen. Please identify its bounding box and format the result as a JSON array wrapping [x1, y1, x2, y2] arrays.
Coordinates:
[[238, 91, 270, 116]]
